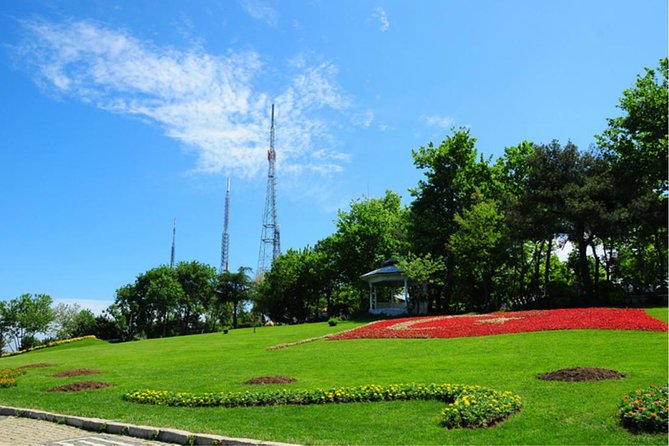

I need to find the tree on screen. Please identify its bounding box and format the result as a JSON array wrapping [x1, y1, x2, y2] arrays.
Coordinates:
[[325, 190, 409, 302], [52, 303, 96, 339], [256, 248, 327, 323], [215, 267, 252, 329], [596, 58, 668, 289], [398, 253, 446, 314], [409, 128, 492, 310], [0, 294, 54, 350], [175, 261, 217, 334], [449, 190, 509, 311]]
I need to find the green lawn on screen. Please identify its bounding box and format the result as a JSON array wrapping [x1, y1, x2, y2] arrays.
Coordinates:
[[0, 308, 667, 445]]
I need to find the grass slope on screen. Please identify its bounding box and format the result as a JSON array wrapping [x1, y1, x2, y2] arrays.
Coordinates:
[[0, 309, 667, 445]]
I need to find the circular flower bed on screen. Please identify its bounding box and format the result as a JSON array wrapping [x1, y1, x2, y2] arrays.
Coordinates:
[[124, 383, 522, 429], [619, 384, 668, 433], [330, 308, 668, 340]]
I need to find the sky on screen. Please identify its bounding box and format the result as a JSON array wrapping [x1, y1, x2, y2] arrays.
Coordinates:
[[0, 0, 666, 314]]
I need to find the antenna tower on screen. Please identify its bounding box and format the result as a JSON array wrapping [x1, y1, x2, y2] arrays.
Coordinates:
[[170, 217, 176, 269], [220, 177, 231, 273], [257, 104, 280, 278]]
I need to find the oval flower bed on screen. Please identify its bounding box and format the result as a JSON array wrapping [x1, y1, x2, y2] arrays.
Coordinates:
[[124, 383, 522, 429], [619, 384, 668, 433], [330, 308, 668, 340]]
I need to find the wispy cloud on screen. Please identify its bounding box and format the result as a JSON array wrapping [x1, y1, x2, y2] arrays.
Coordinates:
[[351, 110, 374, 128], [18, 19, 350, 179], [421, 114, 454, 129], [239, 0, 279, 27], [372, 7, 390, 32]]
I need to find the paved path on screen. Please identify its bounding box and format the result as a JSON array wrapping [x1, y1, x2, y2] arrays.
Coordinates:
[[0, 407, 296, 446], [0, 416, 169, 446]]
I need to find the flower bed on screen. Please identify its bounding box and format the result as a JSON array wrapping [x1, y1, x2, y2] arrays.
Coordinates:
[[0, 368, 26, 388], [0, 335, 97, 358], [619, 384, 668, 433], [124, 383, 522, 429], [330, 308, 668, 340]]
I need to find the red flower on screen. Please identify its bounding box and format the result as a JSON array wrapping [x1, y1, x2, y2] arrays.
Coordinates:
[[330, 308, 668, 340]]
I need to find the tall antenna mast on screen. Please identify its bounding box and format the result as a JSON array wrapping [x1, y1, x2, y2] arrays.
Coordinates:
[[170, 217, 176, 269], [220, 177, 231, 273], [257, 104, 280, 278]]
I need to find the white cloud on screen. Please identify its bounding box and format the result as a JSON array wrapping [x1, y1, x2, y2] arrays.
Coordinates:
[[421, 114, 454, 129], [19, 20, 350, 179], [372, 7, 390, 32], [351, 110, 374, 128], [239, 0, 279, 27]]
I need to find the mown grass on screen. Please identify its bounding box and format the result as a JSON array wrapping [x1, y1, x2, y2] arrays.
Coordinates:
[[0, 308, 666, 445]]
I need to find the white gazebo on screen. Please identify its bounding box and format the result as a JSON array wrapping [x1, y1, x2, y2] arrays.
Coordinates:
[[361, 259, 409, 316]]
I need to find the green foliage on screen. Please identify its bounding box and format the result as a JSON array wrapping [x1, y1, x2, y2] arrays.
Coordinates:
[[53, 303, 98, 340], [449, 190, 508, 310], [0, 294, 54, 352], [256, 248, 327, 323], [619, 384, 668, 433], [215, 267, 252, 329], [106, 261, 223, 340], [124, 383, 522, 429]]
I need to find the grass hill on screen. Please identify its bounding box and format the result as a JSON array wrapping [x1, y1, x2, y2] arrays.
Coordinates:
[[0, 308, 667, 445]]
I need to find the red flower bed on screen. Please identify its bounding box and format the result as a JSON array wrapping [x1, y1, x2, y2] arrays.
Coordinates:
[[330, 308, 668, 340]]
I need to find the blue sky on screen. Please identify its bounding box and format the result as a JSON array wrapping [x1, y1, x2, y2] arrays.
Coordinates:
[[0, 0, 666, 313]]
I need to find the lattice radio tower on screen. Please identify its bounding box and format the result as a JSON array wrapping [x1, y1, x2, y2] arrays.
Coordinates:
[[170, 217, 176, 269], [257, 104, 280, 278], [220, 177, 231, 273]]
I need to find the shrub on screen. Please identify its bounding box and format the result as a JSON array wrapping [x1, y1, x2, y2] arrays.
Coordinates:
[[328, 318, 339, 327], [619, 384, 668, 433], [124, 383, 522, 429], [0, 368, 26, 388]]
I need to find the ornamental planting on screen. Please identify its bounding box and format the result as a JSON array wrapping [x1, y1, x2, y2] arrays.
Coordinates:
[[124, 383, 523, 429], [330, 308, 667, 340]]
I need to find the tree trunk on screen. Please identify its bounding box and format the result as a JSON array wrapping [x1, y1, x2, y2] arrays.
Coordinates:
[[589, 240, 600, 290], [575, 222, 593, 301], [654, 232, 667, 287], [601, 239, 612, 282], [532, 241, 545, 293], [543, 238, 552, 297]]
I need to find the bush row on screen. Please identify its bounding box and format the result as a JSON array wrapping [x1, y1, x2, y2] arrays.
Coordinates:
[[124, 383, 522, 429], [619, 384, 668, 433], [0, 335, 97, 358]]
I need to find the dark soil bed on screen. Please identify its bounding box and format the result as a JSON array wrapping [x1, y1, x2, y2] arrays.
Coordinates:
[[51, 368, 102, 378], [537, 367, 626, 382], [46, 381, 111, 392], [20, 363, 54, 368], [243, 376, 297, 385]]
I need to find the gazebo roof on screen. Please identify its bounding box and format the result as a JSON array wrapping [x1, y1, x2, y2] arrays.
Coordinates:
[[360, 258, 407, 285]]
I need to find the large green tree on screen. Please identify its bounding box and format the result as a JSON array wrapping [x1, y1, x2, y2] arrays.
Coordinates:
[[596, 58, 668, 289], [215, 267, 252, 329], [409, 128, 492, 310], [325, 190, 409, 301]]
